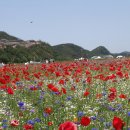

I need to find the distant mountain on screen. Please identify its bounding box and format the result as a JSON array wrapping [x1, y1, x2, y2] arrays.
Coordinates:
[[53, 43, 90, 60], [0, 31, 22, 41], [120, 51, 130, 56], [0, 31, 130, 63], [90, 46, 110, 56], [112, 51, 130, 57]]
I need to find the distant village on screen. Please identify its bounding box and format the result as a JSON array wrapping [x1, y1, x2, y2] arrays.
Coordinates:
[[0, 39, 40, 49], [91, 55, 124, 59]]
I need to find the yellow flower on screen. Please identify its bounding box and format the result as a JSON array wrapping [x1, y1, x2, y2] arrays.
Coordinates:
[[73, 116, 78, 122]]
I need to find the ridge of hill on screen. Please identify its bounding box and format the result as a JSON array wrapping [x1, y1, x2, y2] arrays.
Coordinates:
[[0, 31, 22, 41], [53, 43, 90, 60], [91, 46, 110, 56], [0, 31, 129, 63]]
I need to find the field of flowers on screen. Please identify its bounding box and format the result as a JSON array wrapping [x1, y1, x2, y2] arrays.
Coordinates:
[[0, 58, 130, 130]]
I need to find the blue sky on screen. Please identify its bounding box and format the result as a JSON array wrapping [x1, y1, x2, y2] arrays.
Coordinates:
[[0, 0, 130, 53]]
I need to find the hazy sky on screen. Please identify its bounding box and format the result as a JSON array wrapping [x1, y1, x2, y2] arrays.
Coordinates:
[[0, 0, 130, 53]]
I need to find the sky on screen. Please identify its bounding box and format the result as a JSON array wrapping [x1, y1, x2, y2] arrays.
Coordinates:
[[0, 0, 130, 53]]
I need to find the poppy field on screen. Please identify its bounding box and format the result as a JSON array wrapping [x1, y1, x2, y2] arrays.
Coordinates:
[[0, 58, 130, 130]]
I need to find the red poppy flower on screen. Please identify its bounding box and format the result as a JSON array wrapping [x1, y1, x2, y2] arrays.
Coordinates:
[[7, 87, 14, 95], [116, 71, 123, 78], [96, 93, 102, 99], [37, 81, 43, 87], [61, 87, 67, 94], [47, 84, 54, 89], [51, 86, 59, 93], [113, 116, 125, 130], [109, 66, 115, 71], [86, 77, 92, 84], [76, 78, 80, 82], [108, 92, 116, 101], [55, 71, 61, 77], [48, 121, 53, 126], [44, 107, 53, 114], [64, 71, 70, 76], [3, 75, 10, 83], [23, 124, 34, 130], [0, 85, 7, 90], [80, 116, 91, 126], [47, 84, 59, 93], [86, 70, 91, 75], [124, 73, 129, 79], [58, 121, 77, 130], [34, 73, 40, 79], [84, 91, 90, 97], [59, 79, 65, 85], [71, 86, 76, 91], [0, 78, 6, 84], [119, 94, 127, 99], [109, 87, 117, 93], [10, 120, 19, 127]]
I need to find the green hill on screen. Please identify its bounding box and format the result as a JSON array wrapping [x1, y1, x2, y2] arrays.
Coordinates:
[[0, 31, 129, 63], [53, 43, 90, 60], [0, 41, 54, 63], [0, 31, 22, 41], [90, 46, 110, 56]]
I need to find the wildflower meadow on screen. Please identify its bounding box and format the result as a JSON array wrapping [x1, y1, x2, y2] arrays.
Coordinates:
[[0, 58, 130, 130]]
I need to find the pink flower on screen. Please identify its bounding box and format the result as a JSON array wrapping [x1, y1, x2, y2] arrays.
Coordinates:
[[58, 121, 77, 130], [10, 120, 19, 127]]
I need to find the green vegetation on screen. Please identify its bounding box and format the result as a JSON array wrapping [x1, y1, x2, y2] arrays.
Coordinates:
[[0, 31, 129, 63], [0, 43, 112, 63], [53, 43, 90, 60], [90, 46, 110, 57], [0, 31, 21, 41], [0, 43, 54, 63]]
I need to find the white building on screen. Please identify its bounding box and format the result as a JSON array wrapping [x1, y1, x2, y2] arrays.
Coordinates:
[[91, 56, 102, 59], [116, 55, 124, 58]]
